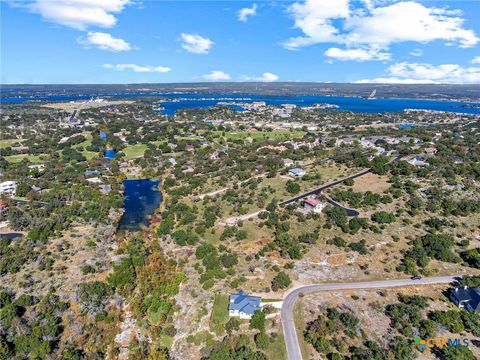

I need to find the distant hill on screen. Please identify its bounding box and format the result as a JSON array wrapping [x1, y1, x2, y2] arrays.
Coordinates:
[[2, 82, 479, 101]]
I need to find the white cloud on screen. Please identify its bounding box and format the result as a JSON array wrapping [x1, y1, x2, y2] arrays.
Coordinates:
[[283, 0, 350, 50], [344, 2, 478, 48], [283, 0, 478, 60], [356, 62, 480, 84], [180, 33, 214, 54], [409, 49, 423, 57], [472, 56, 480, 64], [325, 47, 390, 61], [256, 72, 279, 82], [103, 64, 171, 73], [355, 77, 437, 84], [238, 4, 257, 22], [202, 70, 231, 81], [78, 32, 131, 52], [21, 0, 131, 30]]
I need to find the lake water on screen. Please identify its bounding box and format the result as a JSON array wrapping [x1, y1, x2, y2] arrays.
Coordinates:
[[1, 93, 479, 115], [118, 179, 162, 232], [0, 233, 23, 240]]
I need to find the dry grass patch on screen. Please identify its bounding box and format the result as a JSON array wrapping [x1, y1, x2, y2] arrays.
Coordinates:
[[352, 173, 391, 193]]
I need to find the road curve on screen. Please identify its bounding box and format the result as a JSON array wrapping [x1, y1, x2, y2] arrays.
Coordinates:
[[281, 276, 460, 360]]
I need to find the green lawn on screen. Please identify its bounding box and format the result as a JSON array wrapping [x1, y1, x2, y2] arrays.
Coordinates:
[[210, 294, 230, 335], [4, 154, 44, 163], [265, 331, 287, 360], [73, 131, 93, 149], [123, 143, 148, 160], [82, 151, 98, 160], [0, 139, 22, 149], [214, 130, 307, 141]]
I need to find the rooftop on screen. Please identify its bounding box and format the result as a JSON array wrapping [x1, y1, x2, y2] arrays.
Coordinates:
[[229, 291, 261, 315], [305, 197, 321, 206]]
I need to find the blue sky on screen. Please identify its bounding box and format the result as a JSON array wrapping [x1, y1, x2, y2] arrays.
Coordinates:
[[2, 0, 479, 84]]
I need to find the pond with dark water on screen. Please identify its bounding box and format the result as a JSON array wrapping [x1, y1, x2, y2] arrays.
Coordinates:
[[118, 179, 162, 232]]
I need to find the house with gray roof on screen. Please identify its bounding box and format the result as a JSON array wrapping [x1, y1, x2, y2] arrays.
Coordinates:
[[288, 168, 306, 178], [228, 291, 261, 319], [450, 286, 480, 311]]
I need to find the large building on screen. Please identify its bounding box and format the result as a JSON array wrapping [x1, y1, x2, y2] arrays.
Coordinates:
[[450, 286, 480, 311], [0, 181, 17, 196], [228, 291, 261, 319]]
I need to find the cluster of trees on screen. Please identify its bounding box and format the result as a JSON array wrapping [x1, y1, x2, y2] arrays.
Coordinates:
[[0, 289, 79, 359], [385, 295, 431, 338], [195, 243, 238, 290], [324, 207, 374, 235], [385, 292, 480, 346], [203, 335, 268, 360], [331, 189, 392, 209], [0, 236, 36, 275], [304, 307, 414, 360], [397, 233, 459, 274]]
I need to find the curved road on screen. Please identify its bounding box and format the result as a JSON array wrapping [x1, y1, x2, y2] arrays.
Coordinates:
[[281, 276, 460, 360]]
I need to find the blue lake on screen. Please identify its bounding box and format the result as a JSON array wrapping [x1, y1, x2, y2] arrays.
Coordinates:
[[0, 233, 23, 240], [1, 93, 479, 115], [118, 179, 162, 232]]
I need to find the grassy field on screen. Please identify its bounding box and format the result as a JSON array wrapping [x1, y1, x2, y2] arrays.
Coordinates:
[[123, 143, 148, 160], [213, 130, 307, 141], [210, 294, 230, 335], [0, 139, 22, 149], [4, 154, 44, 163], [265, 329, 287, 360], [73, 131, 93, 149]]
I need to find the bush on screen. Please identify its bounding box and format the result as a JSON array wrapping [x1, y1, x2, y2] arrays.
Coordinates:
[[271, 272, 291, 291]]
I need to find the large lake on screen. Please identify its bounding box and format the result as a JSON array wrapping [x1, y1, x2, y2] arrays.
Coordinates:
[[2, 93, 479, 115], [118, 179, 162, 232]]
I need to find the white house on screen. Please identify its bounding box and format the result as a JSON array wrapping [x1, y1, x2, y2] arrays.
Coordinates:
[[304, 197, 325, 214], [408, 156, 428, 167], [0, 181, 17, 196], [288, 168, 306, 178]]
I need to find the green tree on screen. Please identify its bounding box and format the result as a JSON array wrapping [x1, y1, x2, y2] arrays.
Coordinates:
[[271, 272, 291, 291], [286, 180, 300, 195], [249, 311, 266, 332]]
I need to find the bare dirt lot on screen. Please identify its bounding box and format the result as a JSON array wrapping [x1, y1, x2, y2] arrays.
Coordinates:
[[351, 173, 391, 193]]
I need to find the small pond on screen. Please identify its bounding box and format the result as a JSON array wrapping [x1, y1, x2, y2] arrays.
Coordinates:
[[118, 179, 162, 231]]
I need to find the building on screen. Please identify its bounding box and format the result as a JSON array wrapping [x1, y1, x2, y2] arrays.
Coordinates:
[[283, 158, 295, 167], [304, 197, 325, 214], [85, 169, 101, 176], [288, 168, 305, 178], [0, 181, 17, 196], [408, 156, 428, 167], [229, 291, 261, 319], [451, 156, 464, 164], [450, 286, 480, 311]]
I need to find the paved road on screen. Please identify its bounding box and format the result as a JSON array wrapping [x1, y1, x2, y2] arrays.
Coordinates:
[[278, 168, 371, 206], [281, 276, 460, 360]]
